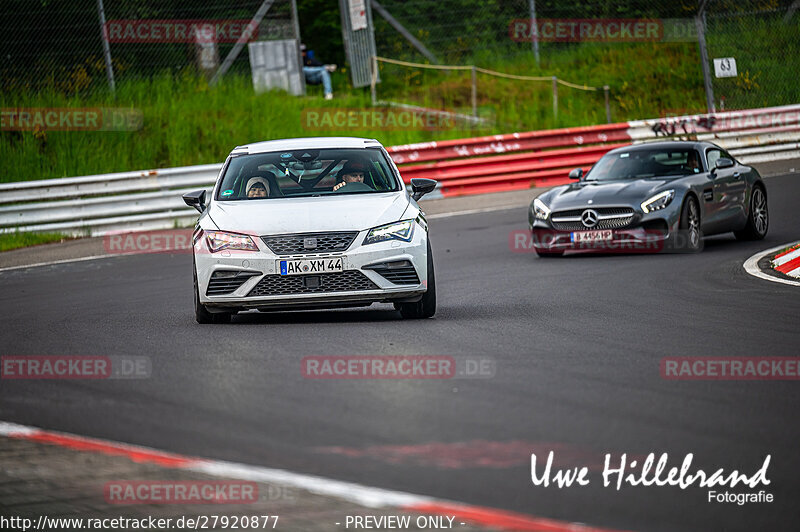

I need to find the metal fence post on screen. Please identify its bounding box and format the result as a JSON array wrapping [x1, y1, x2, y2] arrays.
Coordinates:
[[290, 0, 306, 95], [528, 0, 540, 67], [696, 0, 715, 114], [95, 0, 116, 92], [371, 56, 378, 106], [604, 85, 611, 123], [552, 76, 558, 121], [471, 66, 478, 119]]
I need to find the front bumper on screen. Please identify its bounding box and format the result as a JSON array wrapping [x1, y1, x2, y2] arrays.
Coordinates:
[[194, 226, 428, 311], [529, 208, 678, 253], [530, 226, 669, 253]]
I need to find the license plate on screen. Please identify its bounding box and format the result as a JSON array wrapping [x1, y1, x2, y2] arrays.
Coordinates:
[[279, 257, 343, 276], [571, 230, 613, 243]]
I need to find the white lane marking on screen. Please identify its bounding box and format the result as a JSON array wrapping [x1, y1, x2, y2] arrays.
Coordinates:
[[0, 253, 122, 273], [743, 240, 800, 287], [193, 460, 433, 509], [0, 421, 38, 436], [772, 246, 800, 267]]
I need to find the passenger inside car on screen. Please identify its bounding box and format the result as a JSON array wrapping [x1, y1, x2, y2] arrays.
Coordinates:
[[246, 177, 270, 198]]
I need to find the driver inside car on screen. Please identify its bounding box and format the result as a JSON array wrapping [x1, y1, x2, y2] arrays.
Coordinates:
[[333, 162, 372, 192], [686, 150, 701, 173]]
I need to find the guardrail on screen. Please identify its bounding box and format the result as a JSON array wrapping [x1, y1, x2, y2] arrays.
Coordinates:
[[389, 104, 800, 197], [2, 104, 798, 236]]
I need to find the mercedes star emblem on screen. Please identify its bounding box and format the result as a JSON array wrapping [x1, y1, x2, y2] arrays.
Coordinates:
[[581, 209, 599, 228]]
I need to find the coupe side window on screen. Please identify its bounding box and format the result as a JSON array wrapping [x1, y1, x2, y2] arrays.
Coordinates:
[[706, 149, 722, 170]]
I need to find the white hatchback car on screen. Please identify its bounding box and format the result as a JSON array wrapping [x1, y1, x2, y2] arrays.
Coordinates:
[[183, 137, 438, 323]]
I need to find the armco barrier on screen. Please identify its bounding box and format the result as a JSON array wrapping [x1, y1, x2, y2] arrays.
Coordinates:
[[389, 103, 800, 198], [1, 104, 798, 236]]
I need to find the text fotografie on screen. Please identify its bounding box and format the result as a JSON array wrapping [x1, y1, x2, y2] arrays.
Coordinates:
[[531, 451, 771, 490]]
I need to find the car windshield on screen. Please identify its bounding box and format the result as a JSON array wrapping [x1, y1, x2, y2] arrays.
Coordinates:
[[584, 148, 702, 181], [216, 147, 400, 200]]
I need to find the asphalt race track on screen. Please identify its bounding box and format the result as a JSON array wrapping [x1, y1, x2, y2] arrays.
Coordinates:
[[1, 173, 799, 532]]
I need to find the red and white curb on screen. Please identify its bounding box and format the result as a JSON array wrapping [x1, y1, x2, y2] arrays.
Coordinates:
[[743, 241, 800, 287], [0, 421, 625, 532], [771, 243, 800, 278]]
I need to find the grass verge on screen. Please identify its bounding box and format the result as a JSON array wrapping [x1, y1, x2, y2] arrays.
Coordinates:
[[0, 232, 71, 253]]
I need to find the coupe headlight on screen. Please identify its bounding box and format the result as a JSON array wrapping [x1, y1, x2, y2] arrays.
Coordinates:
[[641, 190, 675, 213], [533, 197, 551, 220], [205, 231, 258, 253], [363, 219, 414, 245]]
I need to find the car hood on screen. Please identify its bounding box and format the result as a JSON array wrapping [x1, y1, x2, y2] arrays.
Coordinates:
[[545, 178, 672, 210], [207, 192, 410, 235]]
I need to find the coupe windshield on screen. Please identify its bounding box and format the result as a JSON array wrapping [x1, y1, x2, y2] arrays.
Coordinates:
[[216, 148, 400, 200], [584, 148, 702, 181]]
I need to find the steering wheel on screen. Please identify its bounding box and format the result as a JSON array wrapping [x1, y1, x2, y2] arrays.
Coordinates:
[[333, 181, 373, 193]]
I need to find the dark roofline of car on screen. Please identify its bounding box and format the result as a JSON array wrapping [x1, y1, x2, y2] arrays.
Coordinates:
[[608, 140, 719, 154]]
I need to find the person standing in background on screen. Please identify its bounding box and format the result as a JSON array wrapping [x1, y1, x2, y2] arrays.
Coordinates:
[[301, 44, 337, 100]]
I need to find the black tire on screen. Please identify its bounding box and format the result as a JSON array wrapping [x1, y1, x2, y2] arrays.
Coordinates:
[[398, 241, 436, 319], [676, 195, 702, 253], [194, 267, 231, 324], [734, 185, 768, 241]]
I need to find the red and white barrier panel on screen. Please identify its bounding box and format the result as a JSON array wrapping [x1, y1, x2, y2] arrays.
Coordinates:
[[388, 123, 632, 165], [388, 104, 800, 198], [772, 244, 800, 279]]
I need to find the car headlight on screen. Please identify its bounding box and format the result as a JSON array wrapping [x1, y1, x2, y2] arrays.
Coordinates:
[[533, 197, 551, 220], [641, 190, 675, 213], [205, 231, 258, 253], [363, 219, 415, 245]]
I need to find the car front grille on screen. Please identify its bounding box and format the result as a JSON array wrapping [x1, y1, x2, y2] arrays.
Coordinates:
[[262, 232, 358, 255], [365, 261, 421, 285], [551, 207, 635, 231], [206, 271, 260, 296], [247, 270, 379, 297]]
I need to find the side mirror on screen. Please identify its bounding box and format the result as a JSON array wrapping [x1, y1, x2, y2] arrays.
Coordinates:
[[182, 189, 206, 213], [568, 168, 583, 180], [410, 178, 437, 201], [715, 157, 734, 170]]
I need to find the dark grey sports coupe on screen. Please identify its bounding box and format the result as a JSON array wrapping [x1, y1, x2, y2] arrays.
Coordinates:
[[528, 141, 769, 256]]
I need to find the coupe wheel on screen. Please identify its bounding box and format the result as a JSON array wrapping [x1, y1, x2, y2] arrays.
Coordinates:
[[677, 196, 702, 252], [734, 185, 768, 241], [397, 241, 436, 319]]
